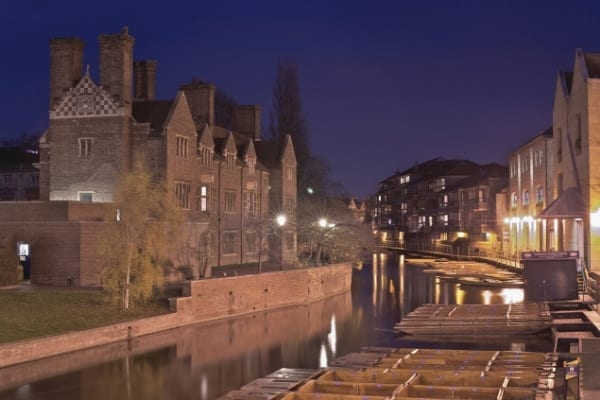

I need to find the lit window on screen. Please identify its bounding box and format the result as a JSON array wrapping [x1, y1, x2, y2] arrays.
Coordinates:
[[511, 193, 518, 208], [78, 138, 93, 157], [197, 185, 209, 211], [523, 190, 529, 206], [536, 186, 544, 205]]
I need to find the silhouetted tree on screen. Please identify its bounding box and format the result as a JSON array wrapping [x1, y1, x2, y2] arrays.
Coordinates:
[[269, 60, 310, 166]]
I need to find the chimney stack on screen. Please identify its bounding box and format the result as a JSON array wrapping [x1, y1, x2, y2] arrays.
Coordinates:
[[180, 80, 215, 125], [98, 26, 134, 109], [232, 105, 262, 140], [49, 37, 84, 109], [133, 60, 157, 101]]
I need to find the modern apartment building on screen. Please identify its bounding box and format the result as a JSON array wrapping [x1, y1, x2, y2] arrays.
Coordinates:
[[374, 158, 507, 255]]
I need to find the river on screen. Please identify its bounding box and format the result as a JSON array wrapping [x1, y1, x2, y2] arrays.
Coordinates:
[[0, 252, 552, 400]]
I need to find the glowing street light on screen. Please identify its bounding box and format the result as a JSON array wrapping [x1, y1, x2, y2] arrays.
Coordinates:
[[276, 214, 287, 270]]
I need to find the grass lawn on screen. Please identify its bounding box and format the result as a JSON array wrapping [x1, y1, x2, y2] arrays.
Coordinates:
[[0, 289, 171, 344]]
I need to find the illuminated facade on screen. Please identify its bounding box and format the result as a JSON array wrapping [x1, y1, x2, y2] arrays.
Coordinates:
[[505, 128, 553, 257], [0, 28, 297, 286], [374, 158, 507, 255]]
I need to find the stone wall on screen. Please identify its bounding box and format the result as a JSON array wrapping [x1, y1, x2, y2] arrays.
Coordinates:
[[0, 263, 352, 369]]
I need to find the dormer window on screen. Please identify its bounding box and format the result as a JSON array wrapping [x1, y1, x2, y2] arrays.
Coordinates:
[[248, 158, 255, 175], [200, 146, 212, 167], [227, 154, 235, 169], [176, 136, 188, 158]]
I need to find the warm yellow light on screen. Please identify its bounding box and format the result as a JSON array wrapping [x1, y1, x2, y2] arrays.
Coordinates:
[[457, 232, 467, 238], [591, 208, 600, 228], [318, 218, 327, 228]]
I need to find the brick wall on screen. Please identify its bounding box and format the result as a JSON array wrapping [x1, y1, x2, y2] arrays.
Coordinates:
[[0, 263, 352, 369]]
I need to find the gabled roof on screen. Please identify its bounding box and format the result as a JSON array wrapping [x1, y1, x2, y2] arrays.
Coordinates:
[[51, 69, 120, 118], [132, 100, 174, 135], [559, 70, 573, 95], [537, 187, 586, 219]]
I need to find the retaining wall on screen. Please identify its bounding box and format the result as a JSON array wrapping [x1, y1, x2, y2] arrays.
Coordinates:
[[0, 263, 352, 368]]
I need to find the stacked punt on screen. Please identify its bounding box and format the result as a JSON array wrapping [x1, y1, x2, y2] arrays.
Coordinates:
[[394, 303, 552, 336], [218, 347, 557, 400]]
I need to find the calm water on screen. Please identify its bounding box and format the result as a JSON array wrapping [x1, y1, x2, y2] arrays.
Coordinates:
[[0, 253, 552, 400]]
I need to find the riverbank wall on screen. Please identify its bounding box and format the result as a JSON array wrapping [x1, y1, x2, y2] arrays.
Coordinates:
[[0, 263, 352, 369]]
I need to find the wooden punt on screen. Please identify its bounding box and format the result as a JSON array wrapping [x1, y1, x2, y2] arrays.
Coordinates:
[[219, 349, 557, 400], [394, 303, 551, 336]]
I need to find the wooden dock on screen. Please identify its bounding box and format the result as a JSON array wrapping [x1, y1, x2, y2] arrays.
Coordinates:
[[218, 347, 557, 400], [394, 303, 551, 336]]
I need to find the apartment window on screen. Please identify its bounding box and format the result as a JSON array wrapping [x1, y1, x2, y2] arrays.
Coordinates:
[[441, 214, 449, 226], [197, 185, 209, 211], [78, 192, 93, 202], [522, 189, 529, 206], [511, 192, 518, 208], [176, 136, 188, 158], [31, 175, 39, 184], [78, 138, 93, 157], [576, 113, 582, 155], [536, 186, 544, 205], [175, 182, 191, 209], [225, 191, 236, 213], [401, 202, 408, 214], [223, 232, 237, 255], [245, 232, 257, 253]]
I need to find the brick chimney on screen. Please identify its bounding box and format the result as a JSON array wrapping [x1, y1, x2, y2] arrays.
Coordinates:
[[49, 37, 84, 109], [133, 60, 157, 101], [98, 26, 134, 109], [180, 80, 215, 125], [232, 105, 261, 140]]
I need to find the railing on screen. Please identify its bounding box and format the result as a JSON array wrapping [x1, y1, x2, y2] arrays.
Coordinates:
[[376, 239, 522, 271]]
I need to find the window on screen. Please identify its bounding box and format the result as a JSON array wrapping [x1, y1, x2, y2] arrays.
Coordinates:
[[401, 202, 408, 214], [536, 186, 544, 205], [78, 138, 93, 157], [248, 158, 255, 175], [522, 189, 529, 206], [211, 187, 217, 212], [197, 185, 209, 211], [176, 136, 188, 158], [226, 153, 235, 169], [78, 192, 93, 202], [200, 146, 211, 167], [223, 232, 237, 255], [225, 191, 236, 213], [175, 182, 191, 209], [245, 232, 257, 253], [287, 166, 294, 181], [243, 191, 257, 215], [511, 192, 518, 208], [478, 189, 486, 203], [3, 176, 10, 184], [441, 214, 448, 226], [285, 231, 295, 250]]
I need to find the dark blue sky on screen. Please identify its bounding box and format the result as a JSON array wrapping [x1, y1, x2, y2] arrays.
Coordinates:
[[2, 1, 600, 198]]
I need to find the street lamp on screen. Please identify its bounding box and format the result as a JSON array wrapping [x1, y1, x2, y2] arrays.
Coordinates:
[[276, 214, 287, 270]]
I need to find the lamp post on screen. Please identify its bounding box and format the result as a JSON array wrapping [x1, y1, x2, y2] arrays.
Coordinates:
[[276, 214, 287, 270]]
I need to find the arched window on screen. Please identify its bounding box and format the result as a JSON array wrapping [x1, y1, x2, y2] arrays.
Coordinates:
[[511, 192, 518, 208], [522, 189, 529, 206]]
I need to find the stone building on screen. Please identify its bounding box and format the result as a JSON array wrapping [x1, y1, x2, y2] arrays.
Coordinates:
[[374, 158, 507, 255], [0, 27, 297, 286], [503, 128, 554, 258]]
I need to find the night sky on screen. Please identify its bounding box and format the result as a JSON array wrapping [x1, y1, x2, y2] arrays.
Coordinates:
[[2, 1, 600, 199]]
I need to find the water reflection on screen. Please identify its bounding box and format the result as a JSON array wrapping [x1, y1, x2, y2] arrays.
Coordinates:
[[0, 253, 550, 400]]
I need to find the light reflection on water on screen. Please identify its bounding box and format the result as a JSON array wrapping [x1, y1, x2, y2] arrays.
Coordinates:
[[0, 253, 551, 400]]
